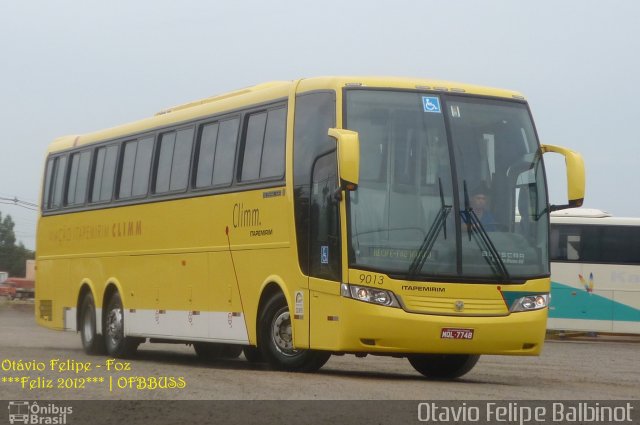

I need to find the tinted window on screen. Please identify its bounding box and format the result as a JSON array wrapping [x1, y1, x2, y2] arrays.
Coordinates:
[[155, 128, 194, 193], [241, 112, 267, 181], [66, 150, 91, 206], [195, 123, 219, 188], [91, 145, 118, 203], [240, 106, 286, 182], [132, 137, 154, 196], [261, 108, 286, 179], [212, 118, 239, 186], [292, 91, 337, 275], [156, 132, 176, 193], [51, 156, 68, 209], [170, 128, 194, 191], [43, 156, 68, 210], [119, 137, 154, 199], [43, 158, 55, 210], [551, 224, 640, 265], [195, 118, 240, 188]]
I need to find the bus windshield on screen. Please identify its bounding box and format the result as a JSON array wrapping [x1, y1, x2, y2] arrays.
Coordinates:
[[345, 90, 549, 282]]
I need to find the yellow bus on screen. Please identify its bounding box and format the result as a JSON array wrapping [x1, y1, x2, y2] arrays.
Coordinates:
[[36, 76, 585, 379]]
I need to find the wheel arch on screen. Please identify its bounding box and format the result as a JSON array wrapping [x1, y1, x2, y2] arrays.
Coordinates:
[[254, 276, 289, 345], [76, 281, 97, 332], [102, 279, 124, 311]]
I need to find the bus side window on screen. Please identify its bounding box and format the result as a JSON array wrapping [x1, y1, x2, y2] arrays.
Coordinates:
[[566, 235, 581, 261], [240, 106, 286, 182], [66, 150, 91, 206], [119, 137, 154, 199], [91, 145, 118, 203], [155, 127, 194, 194], [49, 155, 68, 210]]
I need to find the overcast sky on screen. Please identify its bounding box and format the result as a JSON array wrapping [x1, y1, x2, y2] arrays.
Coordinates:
[[1, 0, 639, 250]]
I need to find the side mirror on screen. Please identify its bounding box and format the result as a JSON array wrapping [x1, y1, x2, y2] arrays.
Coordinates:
[[328, 128, 360, 190], [541, 144, 585, 211]]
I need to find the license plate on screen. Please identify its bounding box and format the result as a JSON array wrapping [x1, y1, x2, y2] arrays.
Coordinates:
[[441, 328, 474, 340]]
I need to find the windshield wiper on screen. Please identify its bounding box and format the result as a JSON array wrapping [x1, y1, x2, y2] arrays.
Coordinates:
[[461, 181, 510, 282], [408, 178, 451, 278]]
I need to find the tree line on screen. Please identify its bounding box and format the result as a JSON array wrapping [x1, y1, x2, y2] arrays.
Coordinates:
[[0, 212, 35, 278]]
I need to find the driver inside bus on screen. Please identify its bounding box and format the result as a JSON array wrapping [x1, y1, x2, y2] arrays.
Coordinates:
[[468, 184, 498, 231]]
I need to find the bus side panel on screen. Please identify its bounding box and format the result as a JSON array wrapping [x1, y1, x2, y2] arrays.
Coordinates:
[[231, 248, 308, 347], [35, 258, 69, 330], [549, 262, 640, 333]]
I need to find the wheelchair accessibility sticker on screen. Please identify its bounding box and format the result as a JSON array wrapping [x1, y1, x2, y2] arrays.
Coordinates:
[[422, 96, 441, 113]]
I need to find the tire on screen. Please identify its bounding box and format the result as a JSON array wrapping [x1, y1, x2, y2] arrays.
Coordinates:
[[79, 293, 106, 355], [243, 346, 265, 363], [194, 342, 224, 360], [104, 291, 139, 358], [408, 354, 480, 380], [258, 292, 330, 372]]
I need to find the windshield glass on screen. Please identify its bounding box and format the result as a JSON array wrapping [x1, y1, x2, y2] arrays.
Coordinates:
[[345, 90, 549, 282]]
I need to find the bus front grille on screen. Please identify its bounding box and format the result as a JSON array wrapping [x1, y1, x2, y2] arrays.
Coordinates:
[[401, 295, 508, 316]]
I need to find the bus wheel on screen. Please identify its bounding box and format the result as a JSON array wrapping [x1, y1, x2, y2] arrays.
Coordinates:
[[79, 293, 105, 355], [194, 342, 224, 360], [407, 354, 480, 379], [104, 291, 139, 358], [258, 292, 330, 372], [242, 346, 265, 363]]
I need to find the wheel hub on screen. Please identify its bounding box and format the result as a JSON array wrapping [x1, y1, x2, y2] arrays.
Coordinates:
[[106, 308, 123, 345], [271, 309, 296, 356]]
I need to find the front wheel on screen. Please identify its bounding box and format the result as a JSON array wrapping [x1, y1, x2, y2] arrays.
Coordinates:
[[104, 292, 139, 358], [258, 292, 330, 372], [408, 354, 480, 380]]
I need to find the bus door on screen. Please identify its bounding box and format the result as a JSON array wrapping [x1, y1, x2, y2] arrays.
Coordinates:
[[307, 151, 343, 349]]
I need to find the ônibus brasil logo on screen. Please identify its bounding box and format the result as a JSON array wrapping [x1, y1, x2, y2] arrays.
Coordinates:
[[7, 401, 73, 424]]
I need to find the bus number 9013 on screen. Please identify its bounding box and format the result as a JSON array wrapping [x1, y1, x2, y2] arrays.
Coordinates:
[[359, 273, 384, 285]]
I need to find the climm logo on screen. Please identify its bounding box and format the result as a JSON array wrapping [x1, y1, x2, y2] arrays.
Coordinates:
[[112, 220, 143, 237], [233, 203, 261, 228]]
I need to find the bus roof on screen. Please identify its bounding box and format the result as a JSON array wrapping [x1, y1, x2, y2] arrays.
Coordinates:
[[551, 208, 640, 226], [46, 76, 526, 154]]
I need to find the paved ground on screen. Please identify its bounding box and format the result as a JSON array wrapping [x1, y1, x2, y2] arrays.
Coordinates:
[[1, 300, 638, 401]]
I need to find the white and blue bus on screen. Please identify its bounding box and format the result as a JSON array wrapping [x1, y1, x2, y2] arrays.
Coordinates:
[[549, 208, 640, 334]]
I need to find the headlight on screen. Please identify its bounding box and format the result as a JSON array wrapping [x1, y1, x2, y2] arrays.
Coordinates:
[[509, 294, 549, 312], [341, 283, 400, 308]]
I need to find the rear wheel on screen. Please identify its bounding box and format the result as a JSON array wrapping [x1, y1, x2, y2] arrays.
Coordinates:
[[258, 292, 330, 372], [104, 291, 139, 358], [79, 292, 105, 355], [408, 354, 480, 379]]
